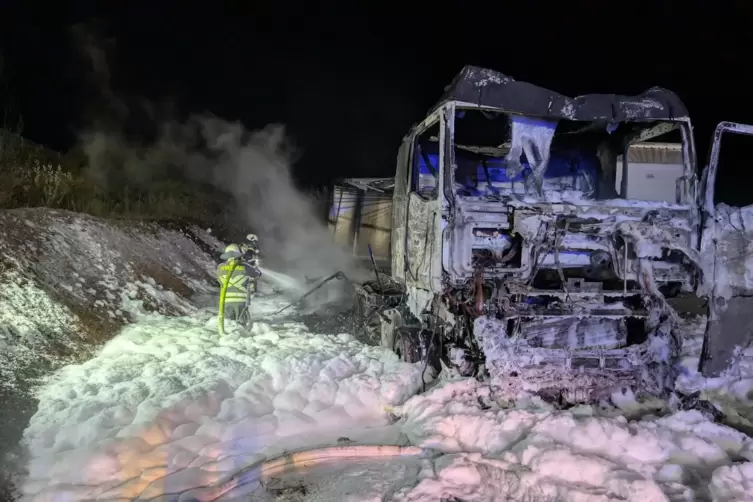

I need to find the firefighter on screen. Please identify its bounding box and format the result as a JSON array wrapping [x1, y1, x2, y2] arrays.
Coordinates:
[[241, 233, 262, 297], [217, 240, 261, 327], [241, 233, 260, 264]]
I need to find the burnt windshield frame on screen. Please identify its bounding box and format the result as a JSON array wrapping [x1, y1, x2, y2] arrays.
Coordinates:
[[448, 105, 694, 204]]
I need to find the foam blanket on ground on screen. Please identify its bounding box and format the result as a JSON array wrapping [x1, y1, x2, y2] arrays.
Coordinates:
[[0, 208, 221, 393], [392, 379, 753, 502], [20, 313, 426, 501], [18, 301, 753, 501]]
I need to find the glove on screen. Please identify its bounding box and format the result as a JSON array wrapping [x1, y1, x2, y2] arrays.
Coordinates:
[[242, 242, 259, 254], [246, 257, 261, 278], [242, 248, 259, 262]]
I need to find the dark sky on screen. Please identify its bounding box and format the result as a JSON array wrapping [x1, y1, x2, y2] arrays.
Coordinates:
[[3, 1, 753, 187]]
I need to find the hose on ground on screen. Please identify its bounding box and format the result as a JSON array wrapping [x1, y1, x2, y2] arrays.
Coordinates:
[[201, 445, 430, 501]]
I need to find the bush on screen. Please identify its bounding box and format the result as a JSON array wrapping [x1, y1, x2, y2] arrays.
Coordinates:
[[0, 158, 223, 223]]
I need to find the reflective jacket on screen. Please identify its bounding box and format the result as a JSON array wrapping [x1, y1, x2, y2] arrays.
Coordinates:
[[217, 258, 259, 304]]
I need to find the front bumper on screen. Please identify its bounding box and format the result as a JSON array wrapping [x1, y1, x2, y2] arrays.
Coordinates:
[[474, 315, 679, 404]]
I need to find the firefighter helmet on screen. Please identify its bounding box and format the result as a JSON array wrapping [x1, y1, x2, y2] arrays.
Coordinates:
[[220, 243, 242, 259]]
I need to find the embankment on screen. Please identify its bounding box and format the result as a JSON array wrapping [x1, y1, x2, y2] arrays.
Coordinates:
[[0, 208, 222, 499]]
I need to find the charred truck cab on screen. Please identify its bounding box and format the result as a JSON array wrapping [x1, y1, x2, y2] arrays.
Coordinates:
[[346, 65, 753, 404]]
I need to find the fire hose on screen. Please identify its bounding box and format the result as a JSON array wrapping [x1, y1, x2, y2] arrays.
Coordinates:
[[199, 444, 431, 501], [217, 258, 239, 335]]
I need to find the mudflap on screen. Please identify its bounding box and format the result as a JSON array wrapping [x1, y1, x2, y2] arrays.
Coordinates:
[[701, 296, 753, 377]]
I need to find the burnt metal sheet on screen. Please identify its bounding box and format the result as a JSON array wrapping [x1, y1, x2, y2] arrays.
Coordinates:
[[390, 140, 411, 280], [433, 65, 689, 122], [624, 142, 684, 164], [405, 194, 433, 287], [701, 296, 753, 377], [339, 178, 395, 193]]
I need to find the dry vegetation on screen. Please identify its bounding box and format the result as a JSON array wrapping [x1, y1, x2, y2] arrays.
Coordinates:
[[0, 52, 223, 223], [0, 127, 225, 224]]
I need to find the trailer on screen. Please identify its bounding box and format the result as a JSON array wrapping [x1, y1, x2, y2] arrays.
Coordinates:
[[328, 178, 394, 268]]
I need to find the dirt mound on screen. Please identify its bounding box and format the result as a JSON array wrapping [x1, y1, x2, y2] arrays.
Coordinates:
[[0, 208, 222, 387], [0, 208, 223, 498]]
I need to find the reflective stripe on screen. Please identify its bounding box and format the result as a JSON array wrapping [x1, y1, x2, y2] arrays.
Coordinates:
[[219, 274, 250, 288], [219, 263, 246, 271], [225, 289, 248, 298], [223, 297, 247, 304], [224, 281, 249, 292], [217, 258, 254, 306], [219, 264, 247, 272], [227, 274, 249, 284], [225, 287, 248, 294], [217, 262, 250, 281]]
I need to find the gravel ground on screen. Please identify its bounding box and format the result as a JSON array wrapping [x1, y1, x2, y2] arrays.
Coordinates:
[[0, 373, 39, 501]]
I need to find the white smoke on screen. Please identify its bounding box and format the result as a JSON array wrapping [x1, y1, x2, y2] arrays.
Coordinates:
[[72, 29, 371, 308], [79, 114, 370, 306], [195, 116, 369, 286]]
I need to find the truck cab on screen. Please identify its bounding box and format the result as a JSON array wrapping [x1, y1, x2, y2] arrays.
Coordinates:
[[334, 66, 753, 403]]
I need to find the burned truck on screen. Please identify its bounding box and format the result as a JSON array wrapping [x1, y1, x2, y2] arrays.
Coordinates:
[[333, 65, 753, 403]]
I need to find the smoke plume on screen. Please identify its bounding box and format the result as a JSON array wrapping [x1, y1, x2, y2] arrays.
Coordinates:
[[73, 29, 369, 306]]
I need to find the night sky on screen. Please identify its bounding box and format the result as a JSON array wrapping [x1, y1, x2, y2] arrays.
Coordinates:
[[3, 1, 753, 188]]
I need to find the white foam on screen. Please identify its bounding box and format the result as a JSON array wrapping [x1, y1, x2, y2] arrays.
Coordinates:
[[389, 379, 753, 501], [0, 270, 86, 392], [20, 309, 427, 501]]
